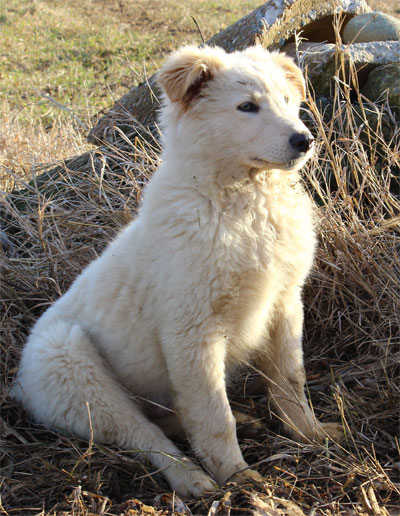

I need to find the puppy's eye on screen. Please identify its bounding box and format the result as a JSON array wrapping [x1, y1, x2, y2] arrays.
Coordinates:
[[284, 95, 290, 103], [237, 102, 259, 113]]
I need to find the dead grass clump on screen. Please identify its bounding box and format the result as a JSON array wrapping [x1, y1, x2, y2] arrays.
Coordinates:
[[0, 100, 93, 192], [1, 64, 399, 515]]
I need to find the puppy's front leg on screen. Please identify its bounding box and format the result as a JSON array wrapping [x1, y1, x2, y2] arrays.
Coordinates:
[[259, 289, 343, 442], [162, 333, 258, 485]]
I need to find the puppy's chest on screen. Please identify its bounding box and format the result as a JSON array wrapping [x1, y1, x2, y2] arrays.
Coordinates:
[[219, 184, 315, 276], [215, 269, 280, 362], [268, 194, 316, 275], [213, 185, 315, 358]]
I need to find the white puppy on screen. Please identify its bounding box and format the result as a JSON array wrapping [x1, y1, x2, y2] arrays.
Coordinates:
[[12, 45, 342, 497]]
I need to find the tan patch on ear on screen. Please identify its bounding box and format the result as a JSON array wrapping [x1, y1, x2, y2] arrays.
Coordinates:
[[157, 46, 225, 107], [274, 53, 306, 101]]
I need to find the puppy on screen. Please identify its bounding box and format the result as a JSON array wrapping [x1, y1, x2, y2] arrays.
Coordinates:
[[12, 45, 342, 497]]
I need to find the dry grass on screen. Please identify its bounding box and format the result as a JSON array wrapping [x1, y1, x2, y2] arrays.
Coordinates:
[[1, 4, 400, 516], [0, 105, 92, 190]]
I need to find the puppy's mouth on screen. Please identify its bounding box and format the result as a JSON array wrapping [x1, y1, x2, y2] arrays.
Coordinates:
[[249, 157, 305, 171]]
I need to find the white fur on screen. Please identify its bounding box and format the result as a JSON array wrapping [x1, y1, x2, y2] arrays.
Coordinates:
[[12, 45, 341, 497]]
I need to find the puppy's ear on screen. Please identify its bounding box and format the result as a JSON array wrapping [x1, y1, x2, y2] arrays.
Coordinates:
[[157, 46, 225, 106], [273, 53, 306, 101]]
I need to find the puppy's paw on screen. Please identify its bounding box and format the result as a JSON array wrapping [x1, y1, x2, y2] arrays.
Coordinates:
[[167, 464, 217, 498], [285, 418, 344, 444], [231, 468, 263, 484], [233, 410, 264, 440], [315, 422, 344, 442]]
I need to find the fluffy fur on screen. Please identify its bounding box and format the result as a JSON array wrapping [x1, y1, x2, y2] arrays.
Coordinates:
[[12, 45, 342, 497]]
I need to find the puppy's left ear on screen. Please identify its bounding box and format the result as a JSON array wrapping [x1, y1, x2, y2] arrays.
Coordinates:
[[274, 53, 306, 101], [157, 46, 225, 106]]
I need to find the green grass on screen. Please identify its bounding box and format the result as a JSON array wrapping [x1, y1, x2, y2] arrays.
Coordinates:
[[0, 0, 259, 183], [0, 0, 258, 125]]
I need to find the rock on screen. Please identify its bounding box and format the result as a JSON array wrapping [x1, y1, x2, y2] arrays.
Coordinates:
[[343, 12, 400, 44], [207, 0, 371, 52], [283, 41, 400, 96], [361, 63, 400, 115], [88, 0, 371, 144]]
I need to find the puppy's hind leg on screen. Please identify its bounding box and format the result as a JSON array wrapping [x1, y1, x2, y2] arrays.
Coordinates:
[[12, 321, 215, 497]]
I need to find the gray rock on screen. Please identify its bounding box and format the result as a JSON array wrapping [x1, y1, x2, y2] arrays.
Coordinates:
[[361, 63, 400, 115], [343, 12, 400, 44], [207, 0, 371, 51], [283, 41, 400, 96]]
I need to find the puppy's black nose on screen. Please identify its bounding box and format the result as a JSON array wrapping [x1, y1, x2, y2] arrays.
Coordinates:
[[289, 132, 314, 153]]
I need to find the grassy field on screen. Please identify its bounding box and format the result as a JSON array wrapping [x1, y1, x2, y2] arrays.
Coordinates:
[[1, 1, 400, 515], [0, 0, 257, 186], [1, 0, 399, 186]]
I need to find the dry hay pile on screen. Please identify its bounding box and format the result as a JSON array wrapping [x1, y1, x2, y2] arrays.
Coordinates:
[[1, 66, 399, 515]]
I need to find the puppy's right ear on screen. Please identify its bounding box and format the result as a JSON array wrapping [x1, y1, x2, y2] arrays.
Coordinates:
[[157, 46, 225, 106]]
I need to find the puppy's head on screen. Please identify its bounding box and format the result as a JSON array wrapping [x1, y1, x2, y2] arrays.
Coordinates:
[[157, 45, 313, 178]]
